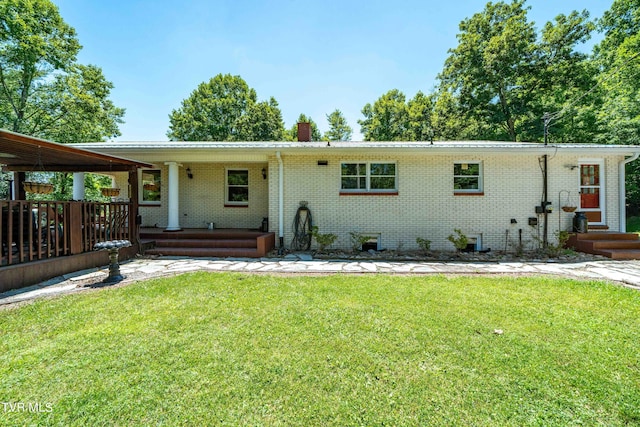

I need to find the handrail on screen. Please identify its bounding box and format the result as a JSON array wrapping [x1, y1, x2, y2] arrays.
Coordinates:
[[1, 200, 132, 267]]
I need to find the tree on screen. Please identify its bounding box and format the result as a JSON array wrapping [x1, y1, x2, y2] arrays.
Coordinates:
[[167, 74, 257, 141], [0, 0, 123, 142], [0, 0, 124, 201], [437, 0, 594, 142], [233, 97, 286, 141], [0, 0, 79, 133], [34, 64, 125, 143], [593, 0, 640, 212], [358, 90, 437, 141], [593, 0, 640, 144], [358, 89, 410, 141], [168, 74, 285, 141], [324, 109, 352, 141], [534, 11, 599, 143], [406, 92, 434, 141], [288, 113, 322, 141]]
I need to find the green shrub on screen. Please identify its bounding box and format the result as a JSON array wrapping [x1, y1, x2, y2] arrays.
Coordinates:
[[349, 231, 371, 252], [447, 229, 469, 251], [311, 226, 338, 252], [545, 230, 572, 258], [416, 237, 432, 254]]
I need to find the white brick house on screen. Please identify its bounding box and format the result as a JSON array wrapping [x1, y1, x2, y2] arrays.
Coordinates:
[[76, 141, 640, 253]]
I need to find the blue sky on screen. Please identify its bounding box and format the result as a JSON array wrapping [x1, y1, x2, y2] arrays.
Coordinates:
[[53, 0, 612, 141]]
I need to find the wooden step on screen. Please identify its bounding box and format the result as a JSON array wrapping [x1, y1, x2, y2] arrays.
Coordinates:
[[144, 247, 260, 258], [140, 228, 275, 258], [571, 232, 638, 241], [567, 232, 640, 259], [593, 249, 640, 260], [140, 229, 265, 240], [154, 239, 257, 249], [589, 240, 640, 250]]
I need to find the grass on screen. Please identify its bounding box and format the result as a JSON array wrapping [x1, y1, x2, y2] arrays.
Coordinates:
[[1, 273, 639, 426]]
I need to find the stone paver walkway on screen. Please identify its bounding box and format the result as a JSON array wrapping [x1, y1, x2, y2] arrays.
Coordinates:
[[2, 255, 640, 307]]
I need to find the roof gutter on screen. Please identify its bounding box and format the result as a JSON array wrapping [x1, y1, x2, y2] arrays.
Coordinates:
[[619, 152, 640, 232]]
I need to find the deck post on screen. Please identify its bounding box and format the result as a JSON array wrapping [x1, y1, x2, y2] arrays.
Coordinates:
[[72, 172, 85, 200], [70, 202, 83, 254]]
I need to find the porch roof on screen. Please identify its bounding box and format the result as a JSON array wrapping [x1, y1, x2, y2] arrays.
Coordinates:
[[73, 140, 640, 163], [0, 129, 153, 172]]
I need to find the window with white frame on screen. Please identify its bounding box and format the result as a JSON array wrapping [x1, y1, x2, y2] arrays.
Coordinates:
[[454, 162, 482, 193], [141, 169, 161, 203], [341, 162, 396, 192], [226, 169, 249, 205]]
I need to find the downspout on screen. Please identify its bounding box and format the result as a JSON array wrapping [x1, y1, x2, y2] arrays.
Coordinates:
[[276, 151, 284, 254], [619, 152, 640, 232], [542, 114, 550, 248]]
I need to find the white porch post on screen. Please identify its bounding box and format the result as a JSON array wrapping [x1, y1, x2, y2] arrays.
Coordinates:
[[72, 172, 85, 200], [165, 161, 182, 231]]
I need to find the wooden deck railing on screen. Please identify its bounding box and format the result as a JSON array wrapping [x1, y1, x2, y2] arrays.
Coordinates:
[[1, 201, 131, 266]]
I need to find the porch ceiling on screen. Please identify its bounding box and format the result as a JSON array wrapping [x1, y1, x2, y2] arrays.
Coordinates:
[[0, 129, 152, 172]]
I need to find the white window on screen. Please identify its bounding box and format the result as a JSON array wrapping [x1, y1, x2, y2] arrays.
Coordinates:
[[226, 169, 249, 205], [341, 162, 396, 192], [140, 169, 161, 204], [454, 162, 482, 193]]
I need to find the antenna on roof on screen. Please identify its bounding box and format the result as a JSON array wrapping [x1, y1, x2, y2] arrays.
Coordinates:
[[542, 50, 640, 141]]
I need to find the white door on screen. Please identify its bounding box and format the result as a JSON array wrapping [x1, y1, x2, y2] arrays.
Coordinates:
[[579, 160, 605, 225]]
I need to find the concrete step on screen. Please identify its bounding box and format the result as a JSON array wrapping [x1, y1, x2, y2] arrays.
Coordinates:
[[144, 247, 260, 258]]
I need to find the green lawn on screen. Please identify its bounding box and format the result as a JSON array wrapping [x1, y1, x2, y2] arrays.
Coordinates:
[[1, 273, 639, 426]]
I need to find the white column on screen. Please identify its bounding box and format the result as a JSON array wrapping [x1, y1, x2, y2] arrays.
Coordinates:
[[72, 172, 85, 200], [165, 161, 181, 231]]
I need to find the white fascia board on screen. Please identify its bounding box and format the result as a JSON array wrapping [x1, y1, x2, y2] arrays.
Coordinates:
[[72, 141, 640, 159]]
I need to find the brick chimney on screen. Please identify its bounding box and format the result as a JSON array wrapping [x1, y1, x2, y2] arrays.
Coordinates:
[[297, 122, 312, 142]]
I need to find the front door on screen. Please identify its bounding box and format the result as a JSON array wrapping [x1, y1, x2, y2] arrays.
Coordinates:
[[579, 160, 605, 225]]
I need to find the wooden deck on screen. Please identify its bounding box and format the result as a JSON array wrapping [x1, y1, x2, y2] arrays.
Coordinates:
[[2, 200, 131, 267], [1, 200, 136, 292], [141, 228, 276, 258]]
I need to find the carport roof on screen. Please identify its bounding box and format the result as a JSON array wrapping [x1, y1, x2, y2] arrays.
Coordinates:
[[0, 129, 152, 172]]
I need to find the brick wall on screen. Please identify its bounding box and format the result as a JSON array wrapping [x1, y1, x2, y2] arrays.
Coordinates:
[[116, 151, 624, 252], [124, 163, 268, 230], [269, 152, 624, 252]]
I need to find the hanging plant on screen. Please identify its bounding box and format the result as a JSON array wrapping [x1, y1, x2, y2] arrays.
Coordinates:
[[560, 190, 577, 212], [23, 181, 54, 194], [101, 188, 121, 197], [24, 147, 54, 194]]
